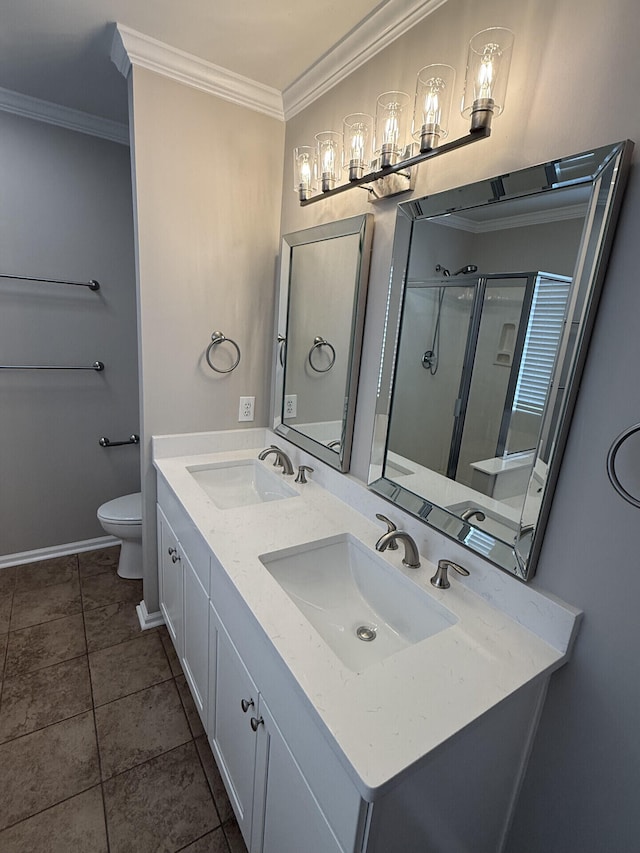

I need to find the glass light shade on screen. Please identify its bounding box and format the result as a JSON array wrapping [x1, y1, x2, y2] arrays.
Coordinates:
[[315, 131, 342, 192], [375, 92, 410, 167], [462, 27, 514, 129], [413, 64, 456, 152], [293, 146, 317, 201], [343, 113, 373, 181]]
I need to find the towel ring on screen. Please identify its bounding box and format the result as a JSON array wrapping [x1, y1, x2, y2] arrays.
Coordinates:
[[206, 331, 241, 373], [606, 422, 640, 508], [308, 336, 336, 373]]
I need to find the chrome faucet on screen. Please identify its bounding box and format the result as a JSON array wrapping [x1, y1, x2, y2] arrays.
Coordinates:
[[375, 518, 421, 568], [460, 507, 486, 522], [257, 445, 294, 475]]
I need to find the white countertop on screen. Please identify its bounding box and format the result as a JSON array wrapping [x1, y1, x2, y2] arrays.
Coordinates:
[[153, 432, 579, 799]]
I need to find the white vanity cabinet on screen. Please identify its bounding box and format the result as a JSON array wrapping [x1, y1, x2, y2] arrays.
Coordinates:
[[209, 599, 347, 853], [157, 505, 183, 658], [157, 483, 210, 725], [154, 457, 574, 853]]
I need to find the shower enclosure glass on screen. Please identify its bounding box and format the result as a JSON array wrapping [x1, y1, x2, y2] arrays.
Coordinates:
[[387, 271, 571, 507]]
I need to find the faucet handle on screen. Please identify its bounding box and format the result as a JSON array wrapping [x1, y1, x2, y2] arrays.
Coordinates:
[[295, 465, 314, 484], [375, 513, 399, 550], [430, 559, 470, 590]]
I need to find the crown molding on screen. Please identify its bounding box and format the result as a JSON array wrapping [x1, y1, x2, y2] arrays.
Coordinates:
[[111, 24, 284, 122], [0, 86, 129, 145], [442, 203, 588, 234], [282, 0, 448, 119]]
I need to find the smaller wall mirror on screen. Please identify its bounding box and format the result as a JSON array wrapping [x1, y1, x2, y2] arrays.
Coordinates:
[[369, 141, 632, 579], [273, 214, 373, 471]]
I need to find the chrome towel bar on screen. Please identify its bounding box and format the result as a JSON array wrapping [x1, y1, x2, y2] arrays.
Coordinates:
[[0, 361, 104, 371], [206, 331, 241, 373], [99, 434, 140, 448], [0, 273, 100, 291]]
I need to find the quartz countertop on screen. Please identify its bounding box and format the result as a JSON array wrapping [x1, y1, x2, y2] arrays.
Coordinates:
[[153, 433, 579, 799]]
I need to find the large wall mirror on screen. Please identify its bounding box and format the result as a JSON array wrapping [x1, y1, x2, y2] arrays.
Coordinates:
[[273, 214, 373, 471], [369, 141, 632, 580]]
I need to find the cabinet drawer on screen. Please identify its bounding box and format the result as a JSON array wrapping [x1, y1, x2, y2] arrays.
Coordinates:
[[157, 477, 210, 592]]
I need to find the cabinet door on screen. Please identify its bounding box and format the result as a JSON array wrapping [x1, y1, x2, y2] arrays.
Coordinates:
[[210, 614, 259, 847], [253, 697, 344, 853], [182, 552, 209, 725], [157, 505, 183, 659]]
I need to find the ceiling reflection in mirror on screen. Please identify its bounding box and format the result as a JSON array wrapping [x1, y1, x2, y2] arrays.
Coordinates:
[[369, 142, 632, 579], [274, 214, 373, 471]]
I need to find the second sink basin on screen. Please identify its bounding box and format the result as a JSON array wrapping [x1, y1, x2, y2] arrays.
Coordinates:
[[259, 534, 456, 673], [187, 459, 298, 509]]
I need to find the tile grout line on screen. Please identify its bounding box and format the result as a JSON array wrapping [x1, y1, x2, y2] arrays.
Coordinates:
[[0, 551, 129, 844], [0, 782, 105, 837], [80, 555, 113, 853], [161, 624, 231, 848], [0, 556, 101, 839]]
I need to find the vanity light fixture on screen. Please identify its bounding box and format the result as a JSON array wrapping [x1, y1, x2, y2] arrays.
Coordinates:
[[375, 91, 411, 167], [343, 113, 373, 181], [294, 26, 514, 206], [413, 64, 456, 152], [462, 27, 514, 131], [315, 130, 342, 192], [293, 145, 317, 202]]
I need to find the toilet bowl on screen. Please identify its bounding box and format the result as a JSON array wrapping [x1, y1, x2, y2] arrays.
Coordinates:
[[97, 492, 143, 579]]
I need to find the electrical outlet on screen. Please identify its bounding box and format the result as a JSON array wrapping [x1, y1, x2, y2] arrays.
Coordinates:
[[238, 396, 255, 422], [284, 394, 297, 418]]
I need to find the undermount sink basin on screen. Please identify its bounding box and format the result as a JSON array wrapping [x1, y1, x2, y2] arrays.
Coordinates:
[[259, 534, 456, 673], [187, 459, 298, 509]]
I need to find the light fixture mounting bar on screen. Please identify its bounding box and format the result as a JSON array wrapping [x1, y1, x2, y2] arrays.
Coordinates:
[[300, 126, 491, 206]]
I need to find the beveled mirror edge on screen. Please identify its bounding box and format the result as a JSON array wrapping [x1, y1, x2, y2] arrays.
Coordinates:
[[272, 213, 374, 472], [368, 140, 634, 581]]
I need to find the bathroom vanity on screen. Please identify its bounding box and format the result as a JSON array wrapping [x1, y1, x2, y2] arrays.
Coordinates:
[[153, 429, 580, 853]]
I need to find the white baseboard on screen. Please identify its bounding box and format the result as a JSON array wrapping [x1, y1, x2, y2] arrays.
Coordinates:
[[137, 599, 165, 631], [0, 535, 121, 569]]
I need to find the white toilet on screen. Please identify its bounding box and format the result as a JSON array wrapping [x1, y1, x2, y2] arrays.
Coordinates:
[[97, 492, 143, 579]]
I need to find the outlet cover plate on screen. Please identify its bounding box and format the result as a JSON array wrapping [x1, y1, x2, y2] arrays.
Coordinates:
[[238, 396, 255, 422], [284, 394, 297, 418]]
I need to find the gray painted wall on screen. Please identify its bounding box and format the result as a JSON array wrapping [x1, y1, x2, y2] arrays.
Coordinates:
[[127, 67, 285, 612], [0, 112, 139, 556], [279, 0, 640, 849]]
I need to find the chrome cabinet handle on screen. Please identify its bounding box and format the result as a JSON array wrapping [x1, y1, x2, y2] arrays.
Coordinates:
[[241, 698, 254, 713], [250, 716, 264, 732]]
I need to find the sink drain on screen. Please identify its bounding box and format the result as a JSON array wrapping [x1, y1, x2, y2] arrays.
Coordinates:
[[356, 625, 377, 642]]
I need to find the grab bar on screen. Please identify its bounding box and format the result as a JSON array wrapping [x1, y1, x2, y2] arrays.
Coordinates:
[[0, 361, 104, 371], [99, 434, 140, 448], [0, 273, 100, 291]]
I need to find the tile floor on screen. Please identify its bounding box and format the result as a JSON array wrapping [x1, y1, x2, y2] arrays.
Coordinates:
[[0, 546, 248, 853]]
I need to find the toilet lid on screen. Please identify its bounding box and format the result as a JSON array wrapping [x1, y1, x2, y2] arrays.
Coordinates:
[[98, 492, 142, 524]]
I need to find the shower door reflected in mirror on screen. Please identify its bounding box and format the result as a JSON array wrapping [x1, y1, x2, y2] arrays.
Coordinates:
[[274, 214, 373, 471], [370, 142, 632, 579]]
